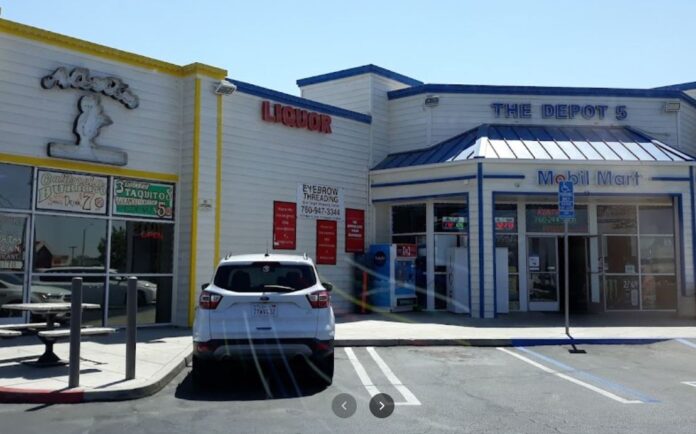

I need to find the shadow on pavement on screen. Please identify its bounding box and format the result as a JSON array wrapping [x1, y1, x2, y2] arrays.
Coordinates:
[[175, 360, 327, 402]]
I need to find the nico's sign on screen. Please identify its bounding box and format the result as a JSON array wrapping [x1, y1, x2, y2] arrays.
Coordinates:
[[298, 183, 344, 220], [261, 101, 332, 134]]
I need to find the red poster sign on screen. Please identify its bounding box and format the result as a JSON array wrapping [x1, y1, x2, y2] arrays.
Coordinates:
[[316, 220, 337, 265], [273, 201, 296, 250], [396, 243, 417, 258], [345, 208, 365, 253]]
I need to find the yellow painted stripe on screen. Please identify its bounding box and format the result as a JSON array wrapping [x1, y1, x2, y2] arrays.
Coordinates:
[[188, 78, 202, 327], [0, 19, 227, 79], [0, 153, 178, 182], [214, 94, 223, 266]]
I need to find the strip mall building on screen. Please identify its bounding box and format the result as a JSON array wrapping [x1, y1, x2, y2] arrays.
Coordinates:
[[2, 18, 696, 326]]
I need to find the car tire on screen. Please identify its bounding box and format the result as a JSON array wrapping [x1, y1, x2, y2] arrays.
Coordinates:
[[191, 355, 216, 390], [310, 351, 334, 386]]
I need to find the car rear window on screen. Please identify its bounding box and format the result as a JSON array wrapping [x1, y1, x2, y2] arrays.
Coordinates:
[[213, 262, 317, 292]]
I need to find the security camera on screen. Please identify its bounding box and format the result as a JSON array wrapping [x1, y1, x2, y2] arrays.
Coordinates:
[[214, 80, 237, 95]]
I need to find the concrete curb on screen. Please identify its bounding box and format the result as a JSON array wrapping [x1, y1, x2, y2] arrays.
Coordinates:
[[0, 349, 192, 404], [334, 337, 670, 347]]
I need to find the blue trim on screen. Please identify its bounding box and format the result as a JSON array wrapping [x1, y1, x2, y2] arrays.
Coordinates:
[[372, 192, 467, 203], [651, 176, 691, 182], [226, 79, 372, 124], [371, 175, 476, 188], [492, 191, 497, 318], [655, 81, 696, 91], [690, 167, 695, 297], [678, 195, 686, 297], [387, 84, 696, 110], [494, 191, 681, 198], [467, 193, 472, 316], [477, 162, 485, 318], [296, 64, 423, 88], [483, 174, 526, 180]]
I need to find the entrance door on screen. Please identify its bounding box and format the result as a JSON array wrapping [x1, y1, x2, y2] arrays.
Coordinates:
[[527, 236, 559, 311], [0, 213, 30, 324], [559, 236, 589, 313]]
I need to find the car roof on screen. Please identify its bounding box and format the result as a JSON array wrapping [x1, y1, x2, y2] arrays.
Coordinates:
[[218, 253, 315, 265]]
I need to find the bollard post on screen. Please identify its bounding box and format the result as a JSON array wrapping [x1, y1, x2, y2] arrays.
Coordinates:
[[68, 277, 83, 388], [126, 276, 137, 380]]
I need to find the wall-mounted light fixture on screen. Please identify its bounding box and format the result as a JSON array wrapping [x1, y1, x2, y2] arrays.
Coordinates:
[[214, 80, 237, 95]]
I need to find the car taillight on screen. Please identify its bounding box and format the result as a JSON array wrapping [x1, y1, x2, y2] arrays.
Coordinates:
[[199, 290, 222, 309], [307, 290, 330, 309]]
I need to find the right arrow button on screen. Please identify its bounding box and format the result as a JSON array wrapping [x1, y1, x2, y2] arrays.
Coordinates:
[[369, 393, 395, 418]]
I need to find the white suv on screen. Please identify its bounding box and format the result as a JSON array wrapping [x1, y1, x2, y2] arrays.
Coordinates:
[[192, 253, 335, 386]]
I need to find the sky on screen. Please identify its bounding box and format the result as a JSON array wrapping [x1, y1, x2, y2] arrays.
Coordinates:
[[2, 0, 695, 95]]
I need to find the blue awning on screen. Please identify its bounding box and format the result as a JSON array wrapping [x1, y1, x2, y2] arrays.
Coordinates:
[[372, 124, 694, 170]]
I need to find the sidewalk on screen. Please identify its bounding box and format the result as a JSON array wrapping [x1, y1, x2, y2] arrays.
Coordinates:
[[0, 327, 190, 404], [334, 311, 696, 346]]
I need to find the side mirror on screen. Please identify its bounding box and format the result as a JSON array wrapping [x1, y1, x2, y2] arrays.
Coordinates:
[[201, 283, 209, 291], [322, 281, 333, 292]]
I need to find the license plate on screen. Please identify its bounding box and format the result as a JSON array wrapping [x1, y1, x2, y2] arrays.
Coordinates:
[[252, 304, 277, 317]]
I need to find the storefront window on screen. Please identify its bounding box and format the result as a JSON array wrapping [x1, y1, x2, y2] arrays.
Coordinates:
[[495, 203, 520, 310], [110, 221, 174, 274], [597, 205, 636, 234], [639, 206, 674, 234], [0, 163, 32, 210], [600, 204, 677, 311], [33, 215, 107, 271], [602, 236, 638, 274], [526, 204, 588, 233], [0, 213, 27, 271], [32, 274, 105, 325], [392, 204, 426, 234], [434, 203, 468, 232], [0, 273, 25, 318], [107, 276, 172, 325]]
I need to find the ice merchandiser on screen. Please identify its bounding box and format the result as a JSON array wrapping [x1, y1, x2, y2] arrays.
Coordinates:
[[367, 244, 417, 312], [447, 247, 469, 313]]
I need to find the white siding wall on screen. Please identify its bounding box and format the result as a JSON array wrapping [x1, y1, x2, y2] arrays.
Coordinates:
[[680, 104, 696, 152], [388, 94, 683, 155], [221, 91, 371, 313], [0, 33, 182, 174], [299, 75, 372, 114]]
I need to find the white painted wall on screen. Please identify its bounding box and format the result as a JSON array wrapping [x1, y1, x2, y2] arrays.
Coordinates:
[[220, 91, 371, 313], [0, 33, 182, 174], [387, 93, 687, 156]]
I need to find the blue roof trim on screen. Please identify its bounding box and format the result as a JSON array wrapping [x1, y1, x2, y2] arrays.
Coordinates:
[[296, 64, 423, 88], [387, 84, 696, 109], [654, 81, 696, 91], [227, 79, 372, 124]]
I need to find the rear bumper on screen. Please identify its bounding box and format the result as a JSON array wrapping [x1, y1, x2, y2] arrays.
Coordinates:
[[193, 338, 334, 361]]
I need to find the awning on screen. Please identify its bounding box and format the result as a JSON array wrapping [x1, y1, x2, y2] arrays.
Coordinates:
[[373, 124, 694, 170]]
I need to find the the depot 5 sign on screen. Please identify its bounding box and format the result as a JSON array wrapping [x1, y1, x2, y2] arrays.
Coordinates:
[[113, 178, 174, 219]]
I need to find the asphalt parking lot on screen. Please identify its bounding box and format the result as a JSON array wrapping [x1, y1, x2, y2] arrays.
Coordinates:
[[2, 340, 696, 433]]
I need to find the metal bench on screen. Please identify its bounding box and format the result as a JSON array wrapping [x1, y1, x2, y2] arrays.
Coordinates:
[[0, 322, 61, 331], [0, 329, 21, 338], [38, 327, 116, 340]]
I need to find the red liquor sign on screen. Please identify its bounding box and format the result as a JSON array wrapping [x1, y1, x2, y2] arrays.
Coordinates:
[[345, 208, 365, 253], [261, 101, 332, 134], [273, 201, 296, 250], [316, 220, 337, 265]]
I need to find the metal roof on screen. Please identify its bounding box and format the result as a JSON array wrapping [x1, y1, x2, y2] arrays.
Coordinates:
[[373, 124, 694, 170]]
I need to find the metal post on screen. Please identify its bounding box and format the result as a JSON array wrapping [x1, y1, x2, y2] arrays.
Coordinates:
[[126, 276, 137, 380], [564, 220, 570, 336], [68, 277, 83, 388]]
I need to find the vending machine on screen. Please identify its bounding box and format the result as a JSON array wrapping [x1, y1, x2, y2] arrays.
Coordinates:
[[367, 244, 417, 312]]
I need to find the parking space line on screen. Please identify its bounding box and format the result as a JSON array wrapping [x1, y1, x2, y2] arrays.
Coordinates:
[[675, 338, 696, 350], [366, 347, 421, 406], [515, 347, 658, 404], [497, 347, 643, 404], [343, 347, 380, 397], [681, 381, 696, 388]]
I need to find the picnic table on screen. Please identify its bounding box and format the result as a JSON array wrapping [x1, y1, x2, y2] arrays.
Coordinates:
[[0, 302, 106, 367]]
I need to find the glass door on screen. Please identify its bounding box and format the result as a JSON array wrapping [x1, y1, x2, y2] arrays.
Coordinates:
[[527, 236, 559, 311], [0, 213, 29, 324]]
